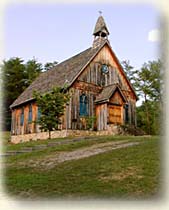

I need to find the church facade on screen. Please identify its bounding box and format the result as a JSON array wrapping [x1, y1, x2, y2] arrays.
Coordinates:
[[10, 15, 137, 143]]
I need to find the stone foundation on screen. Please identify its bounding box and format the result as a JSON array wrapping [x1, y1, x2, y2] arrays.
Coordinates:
[[11, 124, 122, 144]]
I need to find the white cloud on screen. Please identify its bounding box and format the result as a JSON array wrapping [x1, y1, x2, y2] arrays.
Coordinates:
[[148, 29, 160, 42]]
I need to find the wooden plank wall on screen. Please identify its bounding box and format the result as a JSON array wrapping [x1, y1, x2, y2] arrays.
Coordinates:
[[78, 45, 131, 92], [68, 82, 101, 130], [11, 44, 137, 135], [96, 103, 107, 130], [108, 105, 123, 125], [11, 102, 38, 135], [74, 45, 137, 129]]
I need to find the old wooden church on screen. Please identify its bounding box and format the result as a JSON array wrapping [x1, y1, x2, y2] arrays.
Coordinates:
[[10, 15, 137, 143]]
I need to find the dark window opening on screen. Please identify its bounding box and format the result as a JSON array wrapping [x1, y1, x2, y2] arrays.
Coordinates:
[[125, 104, 129, 123], [20, 108, 24, 126]]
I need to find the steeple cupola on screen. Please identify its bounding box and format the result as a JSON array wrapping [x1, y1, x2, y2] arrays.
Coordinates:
[[93, 13, 110, 48]]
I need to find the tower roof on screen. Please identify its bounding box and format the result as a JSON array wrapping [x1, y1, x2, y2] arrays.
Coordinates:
[[93, 15, 110, 37]]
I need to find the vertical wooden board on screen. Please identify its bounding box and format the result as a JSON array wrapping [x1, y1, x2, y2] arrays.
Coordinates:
[[32, 103, 37, 133], [100, 106, 103, 130], [109, 105, 123, 124], [72, 94, 75, 120], [103, 103, 107, 130], [66, 104, 69, 130], [24, 105, 28, 134], [109, 67, 111, 85], [77, 89, 80, 129], [95, 63, 98, 85], [90, 64, 93, 84], [105, 74, 107, 86], [96, 105, 100, 130], [94, 63, 96, 84], [15, 109, 18, 134], [67, 97, 71, 129], [128, 100, 132, 124], [16, 108, 19, 134], [11, 109, 16, 134]]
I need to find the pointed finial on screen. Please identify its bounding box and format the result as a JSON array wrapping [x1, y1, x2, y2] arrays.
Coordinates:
[[99, 11, 102, 16]]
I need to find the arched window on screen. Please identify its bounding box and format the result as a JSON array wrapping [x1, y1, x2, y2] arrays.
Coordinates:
[[28, 104, 32, 122], [20, 107, 24, 126], [79, 94, 88, 116]]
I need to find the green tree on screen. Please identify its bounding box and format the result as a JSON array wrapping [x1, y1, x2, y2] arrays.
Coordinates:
[[121, 59, 163, 135], [121, 60, 137, 85], [137, 101, 160, 135], [44, 61, 58, 71], [25, 58, 43, 85], [34, 87, 69, 139], [2, 57, 26, 130], [135, 60, 163, 134], [2, 57, 43, 130]]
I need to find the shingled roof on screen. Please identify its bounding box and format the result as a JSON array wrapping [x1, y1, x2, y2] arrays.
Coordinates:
[[93, 15, 109, 37], [10, 42, 107, 109], [95, 84, 127, 104]]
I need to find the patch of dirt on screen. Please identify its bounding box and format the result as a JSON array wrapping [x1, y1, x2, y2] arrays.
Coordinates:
[[99, 166, 143, 182], [7, 140, 141, 170]]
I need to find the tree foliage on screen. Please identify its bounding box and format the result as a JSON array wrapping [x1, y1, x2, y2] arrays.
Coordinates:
[[44, 61, 58, 71], [122, 59, 163, 135], [2, 57, 60, 130], [33, 87, 69, 139], [1, 57, 43, 130], [24, 58, 43, 86]]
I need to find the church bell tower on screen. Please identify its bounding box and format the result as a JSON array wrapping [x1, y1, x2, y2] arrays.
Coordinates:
[[93, 12, 110, 48]]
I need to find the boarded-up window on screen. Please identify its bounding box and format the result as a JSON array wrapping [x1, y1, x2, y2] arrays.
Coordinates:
[[79, 94, 88, 116]]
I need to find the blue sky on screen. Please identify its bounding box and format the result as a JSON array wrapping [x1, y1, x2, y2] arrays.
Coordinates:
[[4, 3, 160, 70]]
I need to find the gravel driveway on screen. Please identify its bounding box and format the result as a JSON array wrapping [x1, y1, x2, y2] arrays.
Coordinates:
[[14, 140, 140, 170]]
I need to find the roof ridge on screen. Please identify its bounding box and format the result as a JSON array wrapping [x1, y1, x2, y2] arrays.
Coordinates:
[[51, 47, 92, 70]]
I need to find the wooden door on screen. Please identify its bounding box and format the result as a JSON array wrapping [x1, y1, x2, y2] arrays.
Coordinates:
[[108, 104, 123, 124]]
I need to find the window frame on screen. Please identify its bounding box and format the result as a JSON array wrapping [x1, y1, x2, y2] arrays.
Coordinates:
[[79, 94, 88, 116]]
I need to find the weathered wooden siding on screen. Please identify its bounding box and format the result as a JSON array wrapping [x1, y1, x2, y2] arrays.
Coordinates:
[[108, 105, 123, 124], [64, 44, 137, 131], [109, 91, 124, 105], [75, 44, 137, 128], [96, 103, 107, 130], [11, 44, 137, 136], [78, 45, 131, 93], [66, 82, 100, 130], [11, 102, 38, 135]]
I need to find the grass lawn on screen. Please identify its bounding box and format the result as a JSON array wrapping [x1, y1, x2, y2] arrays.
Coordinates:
[[3, 135, 160, 200]]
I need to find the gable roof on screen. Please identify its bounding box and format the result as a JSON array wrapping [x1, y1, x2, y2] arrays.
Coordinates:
[[10, 39, 137, 109], [105, 41, 138, 101], [10, 42, 106, 109], [95, 84, 127, 104]]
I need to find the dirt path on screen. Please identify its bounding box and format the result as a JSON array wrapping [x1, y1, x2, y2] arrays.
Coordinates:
[[16, 140, 141, 170]]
